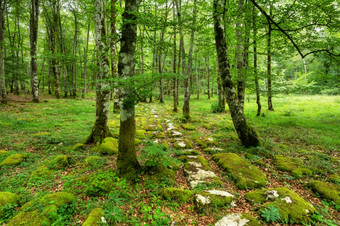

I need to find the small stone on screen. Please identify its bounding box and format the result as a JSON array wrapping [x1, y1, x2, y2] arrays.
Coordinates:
[[171, 130, 182, 137], [231, 200, 237, 207], [215, 213, 249, 226], [195, 194, 210, 206], [167, 123, 176, 131], [281, 196, 292, 203], [266, 190, 279, 199], [188, 162, 202, 168], [206, 190, 234, 197], [178, 141, 186, 147]]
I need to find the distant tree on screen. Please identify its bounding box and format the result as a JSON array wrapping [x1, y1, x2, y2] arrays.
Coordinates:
[[30, 0, 39, 103], [0, 0, 7, 104]]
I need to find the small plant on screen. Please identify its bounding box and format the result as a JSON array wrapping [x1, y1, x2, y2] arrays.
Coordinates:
[[211, 103, 224, 113], [0, 203, 18, 223], [104, 192, 126, 224], [260, 205, 281, 223]]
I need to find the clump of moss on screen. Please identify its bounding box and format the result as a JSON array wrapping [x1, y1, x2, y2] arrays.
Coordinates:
[[0, 192, 19, 217], [196, 137, 217, 148], [142, 124, 161, 131], [147, 166, 176, 186], [328, 174, 340, 184], [196, 190, 236, 207], [0, 154, 25, 166], [7, 210, 51, 226], [108, 120, 119, 128], [71, 143, 85, 151], [98, 137, 118, 155], [213, 153, 267, 189], [32, 132, 51, 137], [136, 130, 146, 139], [146, 131, 166, 139], [174, 139, 193, 149], [162, 188, 193, 203], [21, 192, 76, 211], [308, 180, 340, 204], [85, 156, 106, 169], [179, 155, 211, 172], [0, 150, 7, 157], [30, 166, 53, 180], [245, 187, 315, 224], [48, 155, 70, 170], [274, 155, 312, 178], [181, 124, 196, 131], [83, 208, 104, 226], [203, 147, 223, 154], [175, 149, 200, 156]]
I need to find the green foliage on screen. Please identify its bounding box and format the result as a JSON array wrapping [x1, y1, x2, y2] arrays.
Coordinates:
[[260, 206, 281, 223], [211, 103, 224, 113], [104, 192, 126, 224]]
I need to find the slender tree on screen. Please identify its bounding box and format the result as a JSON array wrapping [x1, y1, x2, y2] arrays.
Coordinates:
[[117, 0, 142, 178], [267, 6, 274, 111], [0, 0, 7, 104], [86, 0, 112, 144], [30, 0, 39, 102], [253, 5, 261, 116]]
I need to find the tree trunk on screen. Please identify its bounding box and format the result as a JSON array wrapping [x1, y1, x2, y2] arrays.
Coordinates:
[[172, 0, 178, 112], [86, 0, 112, 144], [236, 0, 245, 109], [30, 0, 39, 102], [253, 5, 261, 116], [111, 0, 120, 111], [82, 22, 90, 99], [206, 56, 210, 99], [267, 7, 274, 111], [213, 0, 260, 147], [72, 10, 78, 98], [117, 0, 141, 178], [197, 59, 200, 99], [0, 0, 7, 104]]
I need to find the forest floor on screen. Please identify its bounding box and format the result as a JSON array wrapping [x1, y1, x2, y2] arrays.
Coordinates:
[[0, 93, 339, 225]]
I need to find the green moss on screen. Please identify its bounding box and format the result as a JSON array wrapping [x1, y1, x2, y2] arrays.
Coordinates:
[[72, 143, 85, 151], [196, 137, 217, 148], [175, 149, 200, 156], [179, 155, 211, 171], [0, 192, 19, 217], [274, 155, 312, 178], [83, 208, 104, 226], [142, 124, 160, 131], [31, 166, 53, 179], [162, 188, 193, 203], [0, 154, 25, 166], [203, 147, 223, 154], [181, 123, 196, 131], [246, 187, 315, 224], [98, 137, 118, 155], [135, 138, 142, 145], [309, 180, 340, 204], [108, 120, 119, 128], [0, 150, 7, 156], [85, 156, 106, 168], [32, 132, 51, 137], [174, 139, 193, 149], [328, 174, 340, 184], [196, 191, 235, 206], [136, 130, 146, 139], [148, 167, 176, 186], [213, 153, 267, 189], [48, 155, 70, 170], [7, 210, 51, 226], [21, 192, 76, 211]]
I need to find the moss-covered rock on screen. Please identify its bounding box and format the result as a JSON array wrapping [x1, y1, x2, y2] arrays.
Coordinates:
[[308, 180, 340, 204], [179, 155, 211, 172], [0, 154, 25, 166], [203, 147, 223, 154], [196, 137, 217, 148], [146, 131, 166, 139], [83, 208, 105, 226], [215, 213, 259, 226], [0, 150, 7, 157], [245, 187, 315, 224], [21, 192, 76, 211], [84, 156, 106, 168], [213, 153, 267, 189], [136, 130, 146, 139], [7, 210, 51, 226], [72, 143, 85, 151], [174, 139, 193, 149], [148, 167, 176, 186], [142, 124, 161, 131], [98, 137, 118, 155], [175, 149, 200, 156], [181, 123, 196, 131], [328, 174, 340, 184], [274, 155, 312, 178], [0, 192, 19, 217], [162, 188, 193, 203], [31, 166, 53, 180], [48, 155, 70, 170], [196, 190, 236, 207]]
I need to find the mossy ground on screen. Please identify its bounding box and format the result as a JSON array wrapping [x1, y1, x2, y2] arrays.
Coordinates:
[[0, 93, 339, 225]]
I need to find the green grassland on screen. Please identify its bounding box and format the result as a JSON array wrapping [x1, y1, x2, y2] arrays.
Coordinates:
[[0, 93, 339, 225]]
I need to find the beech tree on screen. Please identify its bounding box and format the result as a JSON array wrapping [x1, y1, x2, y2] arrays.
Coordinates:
[[0, 0, 6, 104], [30, 0, 39, 103]]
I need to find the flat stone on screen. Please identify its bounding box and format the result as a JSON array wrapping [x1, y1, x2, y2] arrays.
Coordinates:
[[215, 213, 249, 226], [167, 123, 176, 131], [195, 194, 211, 207], [187, 168, 217, 181], [171, 130, 182, 137], [206, 190, 234, 197], [188, 162, 203, 168]]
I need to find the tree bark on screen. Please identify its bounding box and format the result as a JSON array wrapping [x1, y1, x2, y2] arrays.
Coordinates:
[[82, 22, 90, 99], [0, 0, 7, 104], [111, 0, 120, 111], [253, 5, 261, 116], [72, 10, 78, 98], [267, 6, 274, 111], [86, 0, 112, 144], [117, 0, 141, 178], [30, 0, 39, 102], [206, 56, 210, 99], [172, 0, 178, 112], [213, 0, 260, 147]]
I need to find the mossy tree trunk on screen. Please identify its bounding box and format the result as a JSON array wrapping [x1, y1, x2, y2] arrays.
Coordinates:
[[0, 0, 7, 104], [213, 0, 260, 147], [111, 0, 120, 112], [117, 0, 141, 178], [85, 0, 112, 145]]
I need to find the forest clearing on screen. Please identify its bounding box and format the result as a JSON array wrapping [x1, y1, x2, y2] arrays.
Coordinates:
[[0, 0, 339, 225]]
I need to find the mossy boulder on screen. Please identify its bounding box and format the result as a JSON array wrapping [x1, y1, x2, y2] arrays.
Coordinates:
[[83, 208, 105, 226], [142, 124, 161, 131], [162, 188, 193, 203], [148, 167, 176, 186], [84, 156, 106, 168], [308, 180, 340, 204], [21, 192, 76, 211], [0, 154, 25, 166], [136, 130, 146, 139], [175, 149, 200, 156], [30, 166, 53, 180], [72, 143, 85, 151], [245, 187, 315, 224], [213, 153, 267, 189], [0, 192, 19, 217], [7, 210, 51, 226], [215, 213, 259, 226], [274, 155, 312, 178], [195, 137, 217, 148], [179, 155, 211, 172], [48, 155, 70, 170], [181, 123, 196, 131], [98, 137, 118, 155], [196, 190, 236, 208], [328, 174, 340, 184], [173, 139, 193, 149], [0, 150, 7, 157], [203, 147, 223, 154]]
